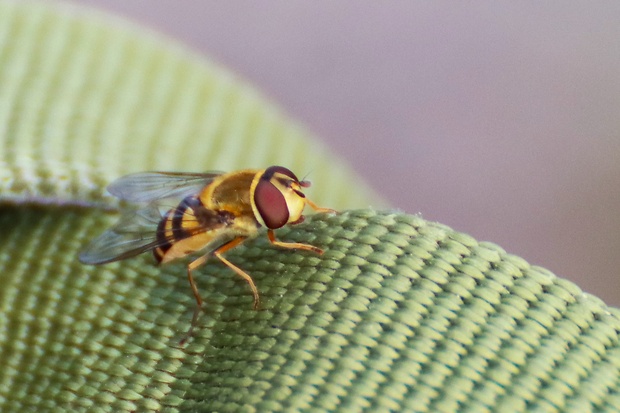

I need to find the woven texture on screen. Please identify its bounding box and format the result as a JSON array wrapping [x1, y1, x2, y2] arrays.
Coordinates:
[[3, 207, 620, 412], [0, 0, 374, 210], [2, 2, 620, 413]]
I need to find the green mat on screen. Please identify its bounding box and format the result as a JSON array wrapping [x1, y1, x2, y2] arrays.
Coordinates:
[[2, 2, 620, 412]]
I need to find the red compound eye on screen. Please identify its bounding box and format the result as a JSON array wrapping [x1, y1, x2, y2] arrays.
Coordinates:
[[254, 178, 289, 229]]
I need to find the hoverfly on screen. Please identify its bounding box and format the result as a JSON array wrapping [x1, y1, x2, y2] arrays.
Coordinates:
[[80, 165, 335, 342]]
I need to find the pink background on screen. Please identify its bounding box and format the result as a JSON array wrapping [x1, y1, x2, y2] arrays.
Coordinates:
[[65, 1, 620, 306]]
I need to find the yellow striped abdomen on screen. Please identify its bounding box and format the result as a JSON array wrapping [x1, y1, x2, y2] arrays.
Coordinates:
[[154, 196, 235, 263]]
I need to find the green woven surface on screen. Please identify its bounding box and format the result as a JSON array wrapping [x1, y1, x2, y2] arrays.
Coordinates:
[[3, 207, 620, 412], [0, 0, 374, 210], [2, 1, 620, 413]]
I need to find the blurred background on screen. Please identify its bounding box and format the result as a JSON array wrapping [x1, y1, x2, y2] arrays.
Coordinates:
[[64, 1, 620, 306]]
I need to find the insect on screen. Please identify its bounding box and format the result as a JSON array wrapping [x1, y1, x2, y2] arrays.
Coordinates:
[[80, 165, 335, 342]]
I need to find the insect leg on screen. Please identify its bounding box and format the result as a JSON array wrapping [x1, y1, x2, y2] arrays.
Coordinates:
[[305, 198, 337, 214], [180, 237, 253, 344], [180, 254, 210, 345], [267, 229, 324, 255], [187, 255, 208, 307], [213, 237, 261, 309]]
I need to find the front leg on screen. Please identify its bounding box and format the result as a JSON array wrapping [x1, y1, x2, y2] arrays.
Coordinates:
[[305, 198, 337, 214], [267, 229, 324, 255]]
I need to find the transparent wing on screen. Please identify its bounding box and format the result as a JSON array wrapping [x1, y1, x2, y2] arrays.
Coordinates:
[[79, 200, 223, 265], [80, 202, 168, 264], [107, 171, 223, 203]]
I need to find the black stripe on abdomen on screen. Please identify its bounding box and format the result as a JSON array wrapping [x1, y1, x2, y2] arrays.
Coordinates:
[[153, 209, 173, 263], [153, 196, 236, 263], [171, 196, 201, 240]]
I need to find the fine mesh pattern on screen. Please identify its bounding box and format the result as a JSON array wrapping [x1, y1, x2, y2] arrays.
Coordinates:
[[1, 208, 620, 412], [2, 1, 620, 412]]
